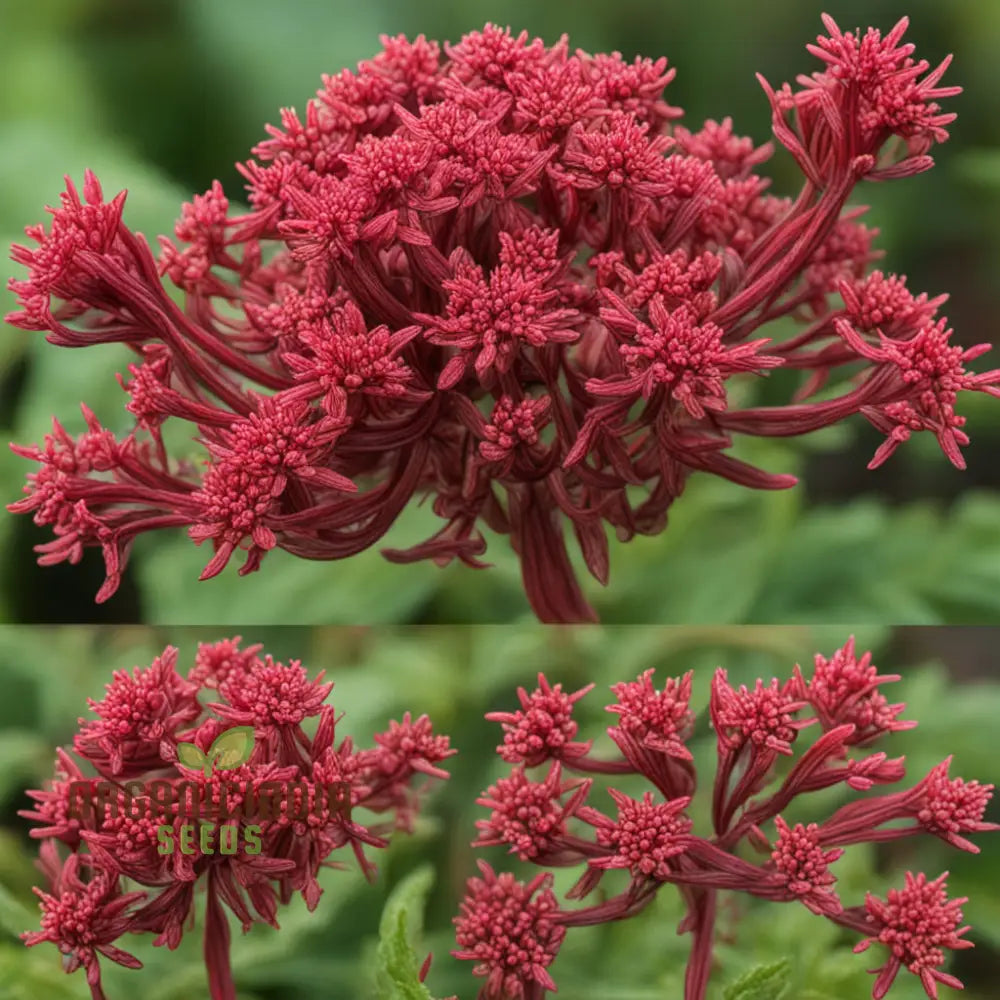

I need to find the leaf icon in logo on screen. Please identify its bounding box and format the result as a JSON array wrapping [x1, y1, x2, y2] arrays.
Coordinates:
[[208, 727, 256, 773], [176, 741, 208, 776]]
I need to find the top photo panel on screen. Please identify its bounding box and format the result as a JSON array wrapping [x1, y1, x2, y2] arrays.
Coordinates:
[[2, 0, 998, 625]]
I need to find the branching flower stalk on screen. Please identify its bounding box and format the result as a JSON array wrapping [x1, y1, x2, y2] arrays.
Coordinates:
[[20, 639, 453, 1000], [453, 637, 998, 1000], [6, 17, 997, 622]]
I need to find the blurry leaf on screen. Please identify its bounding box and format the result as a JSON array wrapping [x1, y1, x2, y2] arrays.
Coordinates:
[[0, 731, 50, 807], [958, 149, 1000, 187], [178, 0, 385, 130], [0, 236, 29, 373], [747, 494, 1000, 624], [136, 502, 444, 625], [0, 40, 99, 133], [722, 960, 791, 1000], [0, 882, 35, 941], [0, 940, 87, 1000], [0, 121, 188, 252], [0, 643, 40, 730], [375, 866, 436, 1000]]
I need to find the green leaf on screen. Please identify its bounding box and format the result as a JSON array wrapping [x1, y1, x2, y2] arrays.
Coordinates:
[[0, 882, 36, 941], [722, 959, 792, 1000], [208, 726, 256, 772], [957, 148, 1000, 187], [0, 731, 50, 808], [0, 940, 88, 1000], [175, 742, 206, 771], [136, 501, 445, 625], [374, 866, 436, 1000]]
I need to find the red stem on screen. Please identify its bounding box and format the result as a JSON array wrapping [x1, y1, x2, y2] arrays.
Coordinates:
[[203, 869, 236, 1000], [683, 889, 718, 1000]]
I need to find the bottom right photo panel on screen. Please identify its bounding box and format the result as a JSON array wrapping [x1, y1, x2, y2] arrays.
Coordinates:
[[0, 625, 997, 1000]]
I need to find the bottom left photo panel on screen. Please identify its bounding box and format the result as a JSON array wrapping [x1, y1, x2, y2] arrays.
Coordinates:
[[0, 626, 998, 1000]]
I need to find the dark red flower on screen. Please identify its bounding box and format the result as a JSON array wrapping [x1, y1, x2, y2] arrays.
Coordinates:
[[910, 758, 999, 853], [485, 673, 594, 767], [461, 641, 995, 1000], [710, 670, 808, 755], [792, 636, 915, 744], [22, 843, 145, 1000], [584, 789, 693, 881], [453, 861, 565, 1000], [74, 646, 201, 778], [212, 654, 333, 730], [22, 641, 451, 1000], [854, 872, 972, 1000], [769, 816, 843, 917], [606, 668, 694, 759], [474, 762, 592, 862], [187, 636, 264, 690], [6, 18, 989, 623]]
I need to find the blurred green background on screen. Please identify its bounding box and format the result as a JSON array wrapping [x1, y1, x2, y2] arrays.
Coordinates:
[[1, 0, 999, 625], [0, 625, 997, 999]]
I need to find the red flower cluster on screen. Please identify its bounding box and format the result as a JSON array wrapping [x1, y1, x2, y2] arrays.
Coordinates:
[[6, 18, 996, 622], [454, 638, 997, 1000], [7, 18, 1000, 621], [20, 639, 453, 1000]]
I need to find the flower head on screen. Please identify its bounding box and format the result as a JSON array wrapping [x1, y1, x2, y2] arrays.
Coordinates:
[[793, 637, 914, 744], [806, 15, 960, 147], [855, 871, 972, 1000], [588, 790, 692, 881], [213, 655, 333, 731], [475, 763, 591, 861], [479, 395, 553, 467], [770, 816, 843, 917], [6, 18, 988, 625], [710, 671, 808, 756], [606, 669, 694, 759], [836, 317, 1000, 469], [912, 758, 999, 853], [453, 861, 565, 1000], [23, 641, 451, 998], [8, 171, 128, 330], [371, 712, 456, 781], [187, 636, 264, 689], [590, 298, 782, 417], [486, 673, 594, 767], [74, 647, 200, 778], [22, 844, 145, 998]]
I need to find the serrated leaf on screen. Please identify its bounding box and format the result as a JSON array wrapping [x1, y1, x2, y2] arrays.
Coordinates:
[[375, 866, 436, 1000], [722, 959, 791, 1000], [208, 727, 256, 772], [175, 742, 206, 771]]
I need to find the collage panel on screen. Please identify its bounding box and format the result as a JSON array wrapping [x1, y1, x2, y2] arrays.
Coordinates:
[[2, 3, 1000, 1000], [1, 1, 998, 626], [0, 625, 997, 999]]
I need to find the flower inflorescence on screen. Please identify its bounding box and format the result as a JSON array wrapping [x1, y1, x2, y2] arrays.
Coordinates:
[[6, 18, 996, 621], [20, 639, 453, 1000], [454, 637, 998, 1000]]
